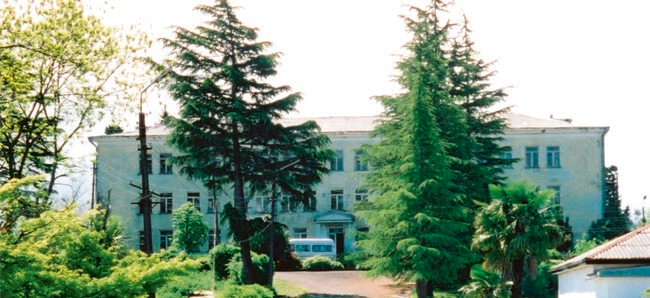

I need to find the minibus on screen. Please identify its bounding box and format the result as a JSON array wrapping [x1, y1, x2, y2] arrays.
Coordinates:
[[289, 238, 336, 260]]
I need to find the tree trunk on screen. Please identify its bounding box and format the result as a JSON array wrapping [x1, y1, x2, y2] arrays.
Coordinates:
[[416, 279, 433, 298], [511, 256, 525, 298], [231, 122, 255, 284]]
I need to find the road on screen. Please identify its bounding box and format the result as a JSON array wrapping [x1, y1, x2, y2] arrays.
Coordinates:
[[274, 270, 413, 298]]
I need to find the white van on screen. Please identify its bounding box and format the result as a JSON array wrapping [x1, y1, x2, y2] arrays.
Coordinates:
[[289, 238, 336, 260]]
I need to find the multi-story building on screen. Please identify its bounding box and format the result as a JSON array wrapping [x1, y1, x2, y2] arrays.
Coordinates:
[[89, 113, 608, 253]]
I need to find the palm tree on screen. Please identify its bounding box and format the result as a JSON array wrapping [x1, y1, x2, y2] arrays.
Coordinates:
[[472, 180, 564, 298], [459, 264, 509, 298]]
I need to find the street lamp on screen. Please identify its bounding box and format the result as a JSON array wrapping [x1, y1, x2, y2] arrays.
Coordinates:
[[268, 159, 301, 286]]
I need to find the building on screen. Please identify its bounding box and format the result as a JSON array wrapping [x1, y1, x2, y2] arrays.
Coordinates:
[[550, 225, 650, 298], [89, 113, 609, 253]]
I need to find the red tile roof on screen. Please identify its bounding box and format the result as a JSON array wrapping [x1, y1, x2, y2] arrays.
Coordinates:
[[551, 225, 650, 274]]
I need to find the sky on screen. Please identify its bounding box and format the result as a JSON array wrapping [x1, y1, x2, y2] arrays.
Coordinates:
[[96, 0, 650, 216]]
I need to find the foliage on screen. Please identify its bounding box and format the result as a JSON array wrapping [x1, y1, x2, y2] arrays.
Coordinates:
[[104, 123, 124, 135], [211, 243, 241, 280], [522, 261, 559, 298], [276, 251, 303, 271], [227, 250, 272, 286], [159, 0, 333, 284], [0, 194, 198, 297], [222, 284, 274, 298], [354, 1, 509, 296], [156, 270, 213, 298], [569, 237, 600, 256], [0, 176, 49, 232], [458, 264, 509, 298], [588, 165, 632, 242], [0, 0, 148, 198], [302, 255, 344, 271], [172, 202, 209, 252], [472, 180, 564, 298]]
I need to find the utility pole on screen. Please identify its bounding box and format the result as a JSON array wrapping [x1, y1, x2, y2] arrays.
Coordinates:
[[138, 69, 170, 298]]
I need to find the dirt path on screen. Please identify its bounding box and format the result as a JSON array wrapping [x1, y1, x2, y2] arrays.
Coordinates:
[[274, 270, 413, 298]]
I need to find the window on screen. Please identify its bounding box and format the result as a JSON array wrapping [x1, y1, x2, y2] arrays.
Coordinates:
[[498, 147, 513, 169], [160, 193, 173, 214], [354, 150, 368, 171], [255, 196, 270, 213], [547, 146, 561, 168], [207, 198, 217, 214], [548, 186, 561, 204], [525, 147, 539, 168], [295, 244, 310, 252], [293, 228, 307, 239], [139, 231, 145, 252], [187, 192, 200, 212], [138, 153, 152, 175], [160, 230, 173, 250], [355, 189, 368, 201], [312, 244, 333, 253], [330, 150, 344, 171], [159, 153, 173, 174], [209, 229, 220, 250], [330, 190, 344, 210]]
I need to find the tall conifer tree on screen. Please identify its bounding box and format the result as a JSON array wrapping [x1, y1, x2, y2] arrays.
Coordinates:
[[355, 1, 509, 296], [159, 0, 332, 284]]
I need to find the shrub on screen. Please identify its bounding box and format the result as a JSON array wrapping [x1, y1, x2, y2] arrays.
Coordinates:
[[275, 251, 302, 271], [302, 255, 344, 271], [227, 251, 272, 285], [156, 271, 212, 298], [211, 243, 240, 280], [222, 284, 274, 298]]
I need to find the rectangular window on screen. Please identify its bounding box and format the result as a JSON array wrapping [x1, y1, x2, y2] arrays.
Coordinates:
[[355, 189, 368, 201], [187, 192, 201, 212], [159, 193, 173, 214], [548, 185, 561, 204], [330, 150, 344, 172], [160, 230, 173, 250], [354, 150, 368, 171], [207, 198, 217, 214], [209, 229, 220, 250], [547, 146, 561, 168], [330, 190, 344, 210], [138, 153, 152, 175], [159, 153, 173, 174], [139, 231, 145, 252], [525, 147, 539, 169], [312, 244, 333, 253], [293, 228, 307, 239], [255, 196, 271, 213], [498, 147, 513, 169]]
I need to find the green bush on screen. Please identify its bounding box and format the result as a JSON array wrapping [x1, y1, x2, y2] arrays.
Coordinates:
[[276, 251, 302, 271], [302, 255, 344, 271], [211, 243, 240, 280], [222, 284, 274, 298], [156, 271, 212, 298], [227, 251, 272, 285]]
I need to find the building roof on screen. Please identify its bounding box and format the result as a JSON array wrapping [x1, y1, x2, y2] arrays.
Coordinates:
[[551, 225, 650, 274], [100, 113, 598, 138]]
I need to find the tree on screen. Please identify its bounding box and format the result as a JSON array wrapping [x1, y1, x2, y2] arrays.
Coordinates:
[[355, 2, 473, 297], [0, 179, 197, 297], [172, 202, 209, 252], [0, 0, 148, 198], [159, 0, 333, 284], [472, 181, 564, 298], [354, 1, 509, 296], [458, 264, 509, 298], [587, 165, 632, 242]]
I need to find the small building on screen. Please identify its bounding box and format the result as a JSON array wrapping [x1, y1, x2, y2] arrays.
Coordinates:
[[551, 225, 650, 298]]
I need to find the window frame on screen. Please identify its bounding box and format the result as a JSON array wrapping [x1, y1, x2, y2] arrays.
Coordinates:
[[330, 189, 344, 210], [354, 149, 368, 171], [159, 153, 173, 174], [525, 146, 539, 169], [330, 150, 344, 172], [546, 146, 561, 168], [187, 192, 201, 212], [159, 193, 173, 214]]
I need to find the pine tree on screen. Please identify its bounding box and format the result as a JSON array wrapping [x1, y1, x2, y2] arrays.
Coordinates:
[[159, 0, 332, 284], [356, 2, 469, 296], [587, 165, 632, 242], [354, 1, 510, 296]]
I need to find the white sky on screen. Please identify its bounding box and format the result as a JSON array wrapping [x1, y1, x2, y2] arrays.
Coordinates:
[[97, 0, 650, 215]]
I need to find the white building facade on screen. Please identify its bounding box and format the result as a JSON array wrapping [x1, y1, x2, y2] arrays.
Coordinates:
[[89, 114, 608, 253]]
